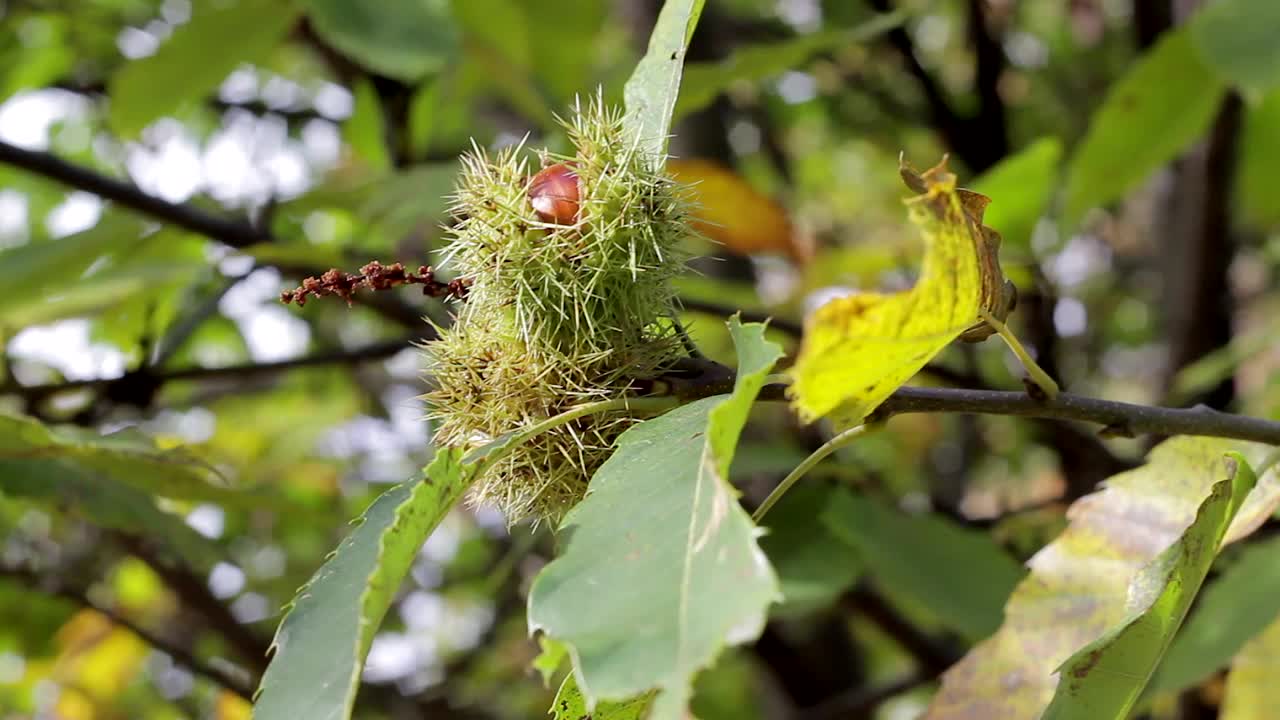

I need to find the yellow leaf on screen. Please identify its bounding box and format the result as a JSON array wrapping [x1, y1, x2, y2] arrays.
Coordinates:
[[788, 157, 1011, 425], [666, 158, 810, 264], [216, 690, 253, 720]]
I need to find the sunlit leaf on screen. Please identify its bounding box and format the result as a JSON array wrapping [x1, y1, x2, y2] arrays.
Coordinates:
[[253, 448, 478, 720], [1042, 453, 1257, 719], [528, 319, 783, 720], [789, 157, 1011, 426], [302, 0, 458, 82], [1190, 0, 1280, 94], [1221, 610, 1280, 720], [551, 674, 652, 720], [623, 0, 706, 162], [1062, 28, 1225, 227], [666, 158, 807, 264], [108, 0, 301, 137], [971, 137, 1062, 253], [925, 438, 1280, 720], [1153, 534, 1280, 695], [823, 489, 1023, 642]]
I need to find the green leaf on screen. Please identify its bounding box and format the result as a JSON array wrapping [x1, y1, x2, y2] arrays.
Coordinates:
[[302, 0, 458, 82], [1062, 28, 1225, 227], [1221, 611, 1280, 720], [971, 137, 1062, 253], [1190, 0, 1280, 94], [528, 319, 783, 720], [1042, 453, 1258, 720], [757, 484, 862, 617], [674, 10, 904, 120], [1235, 90, 1280, 228], [622, 0, 706, 162], [0, 456, 221, 568], [253, 448, 477, 720], [108, 0, 301, 137], [551, 674, 653, 720], [0, 412, 274, 510], [1153, 534, 1280, 695], [823, 489, 1022, 641], [343, 79, 391, 173], [925, 438, 1280, 720], [533, 635, 569, 687]]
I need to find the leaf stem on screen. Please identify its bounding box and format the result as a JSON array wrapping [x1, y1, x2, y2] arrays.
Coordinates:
[[753, 423, 881, 522], [979, 307, 1060, 400]]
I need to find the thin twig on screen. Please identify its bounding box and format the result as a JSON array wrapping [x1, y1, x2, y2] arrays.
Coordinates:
[[2, 336, 426, 400], [0, 563, 256, 699]]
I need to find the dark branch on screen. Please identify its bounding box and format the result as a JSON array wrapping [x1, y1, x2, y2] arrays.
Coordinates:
[[3, 336, 425, 401], [0, 563, 256, 700], [0, 140, 270, 248]]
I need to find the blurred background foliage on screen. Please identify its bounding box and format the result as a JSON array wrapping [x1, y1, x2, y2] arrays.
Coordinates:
[[0, 0, 1278, 718]]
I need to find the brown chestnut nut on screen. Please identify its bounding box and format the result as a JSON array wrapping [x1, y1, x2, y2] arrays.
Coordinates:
[[528, 162, 581, 225]]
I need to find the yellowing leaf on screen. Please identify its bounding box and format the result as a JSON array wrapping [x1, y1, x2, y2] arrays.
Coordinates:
[[666, 158, 809, 264], [1222, 611, 1280, 720], [925, 437, 1280, 720], [788, 157, 1011, 425]]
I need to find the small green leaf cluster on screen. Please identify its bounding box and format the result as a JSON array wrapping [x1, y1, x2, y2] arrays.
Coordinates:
[[426, 98, 694, 523]]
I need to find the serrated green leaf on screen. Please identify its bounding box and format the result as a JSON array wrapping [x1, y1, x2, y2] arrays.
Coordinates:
[[757, 484, 862, 617], [108, 0, 301, 137], [622, 0, 706, 162], [1221, 610, 1280, 720], [926, 438, 1280, 720], [1153, 534, 1280, 695], [528, 319, 782, 720], [1042, 453, 1257, 720], [253, 448, 477, 720], [1190, 0, 1280, 94], [823, 489, 1022, 641], [552, 674, 653, 720], [1063, 28, 1225, 227], [971, 137, 1062, 253], [302, 0, 458, 82], [675, 10, 903, 120]]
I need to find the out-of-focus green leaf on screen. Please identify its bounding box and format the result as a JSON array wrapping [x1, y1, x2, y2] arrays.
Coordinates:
[[971, 137, 1062, 253], [1153, 534, 1280, 695], [1236, 90, 1280, 228], [528, 320, 782, 720], [108, 0, 301, 137], [532, 635, 568, 687], [823, 490, 1022, 641], [302, 0, 458, 82], [758, 483, 862, 617], [1190, 0, 1280, 94], [926, 439, 1280, 720], [0, 412, 275, 510], [1063, 28, 1224, 227], [623, 0, 706, 162], [0, 14, 74, 102], [2, 214, 141, 318], [408, 66, 483, 157], [551, 674, 652, 720], [253, 448, 477, 720], [522, 0, 608, 103], [675, 10, 904, 119], [343, 79, 391, 173], [1042, 454, 1257, 719], [0, 452, 221, 568], [1221, 610, 1280, 720]]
